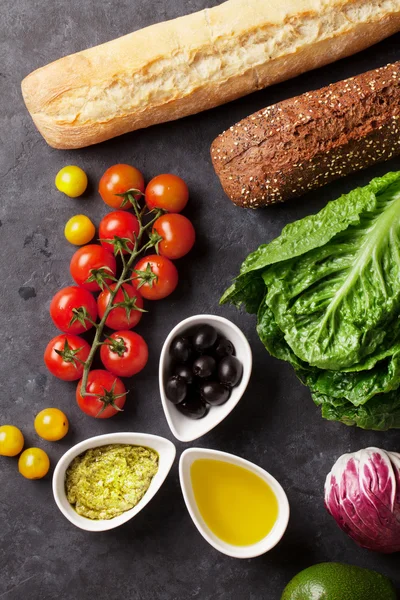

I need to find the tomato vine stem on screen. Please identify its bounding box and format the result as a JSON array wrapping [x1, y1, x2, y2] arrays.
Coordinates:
[[80, 197, 162, 396]]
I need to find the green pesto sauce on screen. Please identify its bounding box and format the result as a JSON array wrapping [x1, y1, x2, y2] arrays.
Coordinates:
[[65, 444, 159, 520]]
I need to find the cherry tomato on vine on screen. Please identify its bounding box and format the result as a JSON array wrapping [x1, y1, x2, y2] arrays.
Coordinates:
[[64, 214, 95, 246], [99, 211, 140, 254], [99, 164, 145, 209], [100, 331, 149, 377], [70, 244, 117, 292], [97, 283, 144, 330], [44, 334, 90, 381], [0, 425, 24, 457], [76, 370, 126, 418], [50, 286, 98, 334], [18, 448, 50, 479], [133, 255, 178, 300], [145, 174, 188, 213], [55, 166, 88, 198], [34, 408, 69, 442], [153, 213, 195, 259]]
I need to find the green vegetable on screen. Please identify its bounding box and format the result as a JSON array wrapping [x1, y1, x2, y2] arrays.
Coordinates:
[[222, 172, 400, 429], [316, 390, 400, 430], [281, 563, 397, 600]]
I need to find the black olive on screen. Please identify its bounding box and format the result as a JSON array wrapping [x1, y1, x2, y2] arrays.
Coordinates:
[[193, 355, 216, 378], [177, 395, 208, 419], [165, 376, 187, 405], [174, 364, 194, 385], [193, 325, 218, 352], [201, 381, 230, 406], [218, 355, 243, 387], [214, 337, 235, 360], [170, 336, 192, 363]]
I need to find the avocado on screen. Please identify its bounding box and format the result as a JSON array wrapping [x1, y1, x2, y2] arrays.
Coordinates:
[[281, 562, 397, 600]]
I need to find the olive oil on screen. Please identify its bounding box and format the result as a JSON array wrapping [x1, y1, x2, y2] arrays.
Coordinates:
[[191, 459, 278, 546]]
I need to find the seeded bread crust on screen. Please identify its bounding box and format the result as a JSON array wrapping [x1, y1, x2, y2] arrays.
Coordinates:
[[211, 62, 400, 208]]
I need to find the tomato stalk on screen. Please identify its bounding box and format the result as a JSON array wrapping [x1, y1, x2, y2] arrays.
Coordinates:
[[84, 382, 126, 416], [132, 262, 159, 289], [54, 338, 87, 368], [79, 196, 163, 396], [111, 286, 146, 319]]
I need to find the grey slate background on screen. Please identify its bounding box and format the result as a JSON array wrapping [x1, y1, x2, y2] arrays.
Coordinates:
[[1, 1, 400, 598]]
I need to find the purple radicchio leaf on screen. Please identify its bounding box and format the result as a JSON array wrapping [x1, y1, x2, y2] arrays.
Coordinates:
[[324, 447, 400, 553]]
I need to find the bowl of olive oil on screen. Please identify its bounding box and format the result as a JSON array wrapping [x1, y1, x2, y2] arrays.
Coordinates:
[[179, 448, 289, 558]]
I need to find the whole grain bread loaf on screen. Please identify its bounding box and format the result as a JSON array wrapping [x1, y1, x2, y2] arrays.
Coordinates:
[[211, 62, 400, 208]]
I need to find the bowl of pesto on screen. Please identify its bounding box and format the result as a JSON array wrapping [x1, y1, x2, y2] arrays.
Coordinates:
[[52, 432, 176, 531]]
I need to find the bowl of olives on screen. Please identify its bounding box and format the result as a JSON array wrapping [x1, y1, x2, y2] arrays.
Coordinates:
[[159, 315, 252, 442]]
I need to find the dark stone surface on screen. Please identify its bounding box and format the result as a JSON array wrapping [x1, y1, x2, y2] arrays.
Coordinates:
[[1, 2, 400, 598]]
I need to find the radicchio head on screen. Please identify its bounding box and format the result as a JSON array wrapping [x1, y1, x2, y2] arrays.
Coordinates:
[[325, 447, 400, 553]]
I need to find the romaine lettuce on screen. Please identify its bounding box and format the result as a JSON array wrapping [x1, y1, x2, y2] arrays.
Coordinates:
[[222, 172, 400, 430]]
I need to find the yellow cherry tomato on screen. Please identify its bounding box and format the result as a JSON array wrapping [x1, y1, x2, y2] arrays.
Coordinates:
[[0, 425, 24, 456], [34, 408, 69, 442], [64, 215, 95, 245], [18, 448, 50, 479], [55, 166, 88, 198]]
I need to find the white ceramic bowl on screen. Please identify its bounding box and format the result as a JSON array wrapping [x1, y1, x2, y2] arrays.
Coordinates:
[[52, 432, 176, 532], [159, 315, 252, 442], [179, 448, 290, 558]]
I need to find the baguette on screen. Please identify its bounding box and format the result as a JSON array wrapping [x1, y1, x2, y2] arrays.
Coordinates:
[[22, 0, 400, 150], [211, 61, 400, 208]]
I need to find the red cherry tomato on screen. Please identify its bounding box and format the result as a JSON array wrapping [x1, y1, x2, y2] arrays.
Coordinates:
[[76, 370, 126, 418], [153, 214, 195, 259], [133, 255, 178, 300], [99, 164, 145, 210], [50, 286, 98, 334], [44, 334, 90, 381], [70, 244, 117, 292], [145, 174, 188, 213], [99, 211, 140, 254], [97, 283, 144, 330], [100, 331, 148, 377]]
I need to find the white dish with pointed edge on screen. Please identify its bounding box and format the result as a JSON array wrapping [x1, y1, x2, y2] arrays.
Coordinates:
[[159, 315, 252, 442], [179, 447, 290, 558], [52, 432, 176, 532]]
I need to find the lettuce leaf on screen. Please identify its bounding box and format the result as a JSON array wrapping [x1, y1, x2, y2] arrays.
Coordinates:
[[304, 355, 400, 406], [221, 172, 400, 311], [257, 297, 400, 406], [222, 172, 400, 430], [262, 185, 400, 370], [314, 391, 400, 431]]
